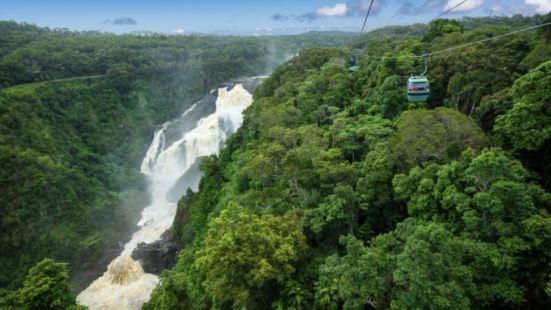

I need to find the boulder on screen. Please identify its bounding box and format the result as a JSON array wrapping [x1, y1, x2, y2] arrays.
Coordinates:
[[131, 235, 181, 275]]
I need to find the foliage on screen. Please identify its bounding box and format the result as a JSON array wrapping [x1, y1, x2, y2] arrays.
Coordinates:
[[423, 19, 463, 42], [147, 14, 551, 309], [1, 14, 551, 310], [196, 203, 307, 308], [0, 21, 349, 291], [494, 60, 551, 151], [0, 258, 86, 310], [493, 60, 551, 189], [393, 148, 551, 306], [318, 221, 474, 310], [0, 80, 150, 289], [392, 107, 486, 165]]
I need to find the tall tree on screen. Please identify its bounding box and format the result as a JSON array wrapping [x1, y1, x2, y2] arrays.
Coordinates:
[[317, 220, 474, 310], [423, 19, 463, 42], [494, 60, 551, 152], [195, 203, 307, 308], [16, 258, 84, 310]]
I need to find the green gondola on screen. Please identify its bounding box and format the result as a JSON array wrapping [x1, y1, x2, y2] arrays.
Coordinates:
[[407, 75, 430, 102], [406, 54, 431, 102], [348, 50, 361, 72], [348, 64, 360, 72]]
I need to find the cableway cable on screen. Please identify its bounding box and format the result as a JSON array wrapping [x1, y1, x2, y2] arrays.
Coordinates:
[[363, 21, 551, 60], [430, 22, 551, 55], [430, 0, 471, 23], [349, 0, 376, 72], [354, 0, 469, 61], [360, 0, 376, 35]]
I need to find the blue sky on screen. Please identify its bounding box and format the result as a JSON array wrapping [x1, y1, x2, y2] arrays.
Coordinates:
[[0, 0, 548, 35]]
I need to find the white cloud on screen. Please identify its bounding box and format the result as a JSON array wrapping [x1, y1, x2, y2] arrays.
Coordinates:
[[315, 3, 349, 17], [525, 0, 551, 13], [489, 4, 504, 12], [444, 0, 485, 12], [500, 0, 551, 15], [295, 0, 384, 22], [172, 29, 185, 34]]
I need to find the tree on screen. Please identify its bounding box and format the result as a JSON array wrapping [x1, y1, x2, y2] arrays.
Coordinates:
[[143, 269, 192, 310], [16, 258, 85, 310], [493, 60, 551, 189], [376, 75, 407, 119], [392, 108, 486, 165], [393, 148, 551, 306], [317, 220, 474, 310], [328, 113, 393, 162], [304, 184, 358, 236], [394, 148, 539, 237], [195, 203, 307, 308], [494, 60, 551, 151], [296, 63, 351, 125], [474, 88, 513, 132], [356, 142, 405, 236], [423, 19, 463, 42]]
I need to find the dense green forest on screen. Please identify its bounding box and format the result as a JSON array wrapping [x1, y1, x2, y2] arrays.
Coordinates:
[[0, 12, 550, 309], [0, 20, 352, 305], [143, 14, 551, 309]]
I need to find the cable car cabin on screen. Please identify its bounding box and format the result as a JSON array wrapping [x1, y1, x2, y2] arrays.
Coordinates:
[[348, 65, 360, 72], [407, 76, 430, 102]]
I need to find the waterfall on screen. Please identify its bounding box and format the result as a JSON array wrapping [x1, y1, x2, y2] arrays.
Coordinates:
[[77, 84, 253, 310]]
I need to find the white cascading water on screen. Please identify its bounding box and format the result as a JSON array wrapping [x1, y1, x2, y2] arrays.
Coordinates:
[[77, 84, 253, 309]]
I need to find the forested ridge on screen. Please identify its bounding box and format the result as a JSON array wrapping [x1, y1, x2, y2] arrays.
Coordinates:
[[0, 20, 351, 307], [143, 14, 551, 309]]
